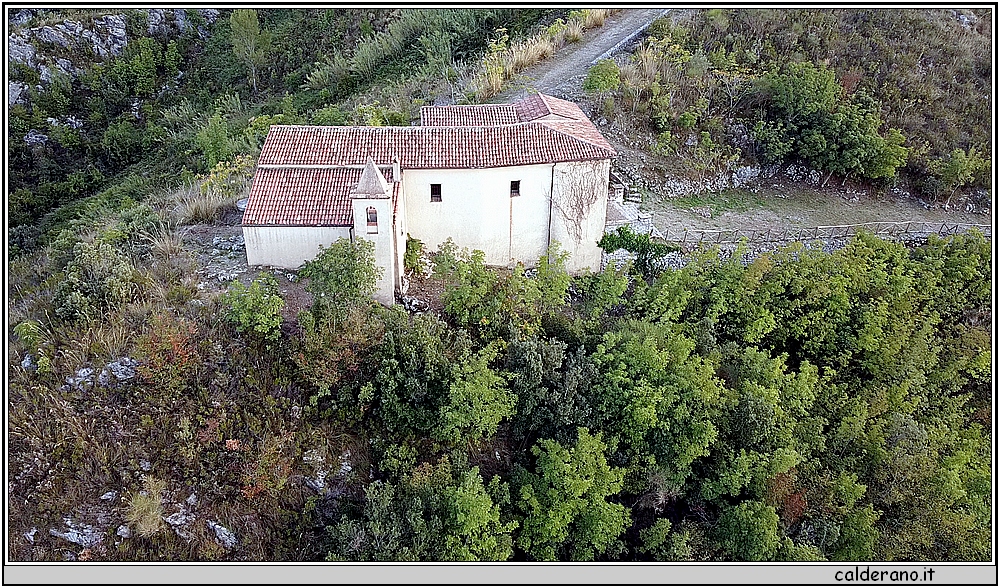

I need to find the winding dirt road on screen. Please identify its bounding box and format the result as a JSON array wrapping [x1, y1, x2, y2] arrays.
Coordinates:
[[499, 8, 671, 101]]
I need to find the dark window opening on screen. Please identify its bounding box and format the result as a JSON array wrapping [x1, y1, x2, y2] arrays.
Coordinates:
[[366, 207, 378, 233], [510, 180, 521, 197], [431, 183, 442, 202]]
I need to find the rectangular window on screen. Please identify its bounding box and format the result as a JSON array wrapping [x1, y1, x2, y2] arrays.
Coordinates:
[[510, 180, 520, 197], [366, 207, 378, 233], [430, 184, 442, 202]]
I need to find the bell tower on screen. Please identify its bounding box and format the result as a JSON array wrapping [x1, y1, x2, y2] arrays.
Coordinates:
[[351, 156, 395, 305]]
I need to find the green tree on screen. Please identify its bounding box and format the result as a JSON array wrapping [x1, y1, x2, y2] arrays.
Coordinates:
[[515, 428, 629, 561], [300, 238, 381, 320], [759, 62, 909, 181], [195, 113, 232, 169], [598, 225, 678, 279], [589, 320, 721, 488], [506, 337, 595, 447], [715, 500, 780, 561], [930, 147, 987, 203], [327, 457, 516, 561], [230, 9, 271, 94], [536, 243, 572, 311], [434, 344, 516, 445]]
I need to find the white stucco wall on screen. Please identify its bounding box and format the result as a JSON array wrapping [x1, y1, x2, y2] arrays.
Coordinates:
[[243, 226, 352, 268], [402, 164, 552, 266], [549, 159, 610, 273]]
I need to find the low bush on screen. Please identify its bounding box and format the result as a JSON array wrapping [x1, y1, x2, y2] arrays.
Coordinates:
[[583, 59, 620, 93], [53, 239, 137, 322], [221, 273, 286, 342]]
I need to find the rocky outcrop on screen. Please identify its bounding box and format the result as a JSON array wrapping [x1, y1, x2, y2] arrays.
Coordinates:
[[83, 14, 128, 58], [148, 8, 194, 36], [8, 12, 128, 90], [8, 32, 37, 67], [207, 520, 237, 550]]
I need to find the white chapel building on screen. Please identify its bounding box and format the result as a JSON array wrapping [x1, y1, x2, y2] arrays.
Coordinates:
[[242, 93, 616, 305]]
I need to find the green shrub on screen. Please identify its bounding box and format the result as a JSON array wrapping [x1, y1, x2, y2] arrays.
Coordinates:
[[583, 59, 620, 93], [221, 273, 286, 341], [102, 119, 147, 166], [404, 235, 425, 274], [53, 240, 137, 322], [301, 238, 381, 319], [311, 105, 348, 126], [651, 131, 675, 156], [677, 111, 697, 129]]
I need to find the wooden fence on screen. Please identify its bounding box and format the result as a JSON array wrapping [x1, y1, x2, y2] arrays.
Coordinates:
[[659, 221, 991, 247]]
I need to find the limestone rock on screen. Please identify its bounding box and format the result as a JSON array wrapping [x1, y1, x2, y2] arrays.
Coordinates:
[[9, 81, 28, 106], [98, 356, 139, 387], [33, 25, 70, 48], [8, 33, 36, 67], [49, 517, 103, 548], [147, 9, 168, 36], [174, 9, 191, 33], [207, 520, 237, 550], [64, 367, 95, 391], [198, 9, 220, 24], [11, 9, 36, 27]]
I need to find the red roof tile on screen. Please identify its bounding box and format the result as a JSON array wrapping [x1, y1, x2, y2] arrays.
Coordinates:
[[258, 122, 613, 169], [243, 166, 393, 226], [420, 103, 519, 127]]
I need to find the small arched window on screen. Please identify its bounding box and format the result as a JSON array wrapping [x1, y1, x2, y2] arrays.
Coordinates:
[[366, 207, 378, 233]]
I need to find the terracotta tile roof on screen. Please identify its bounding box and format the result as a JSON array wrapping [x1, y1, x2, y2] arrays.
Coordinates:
[[513, 93, 553, 122], [537, 93, 591, 121], [423, 94, 590, 127], [538, 119, 617, 154], [258, 122, 614, 169], [243, 166, 393, 226], [420, 103, 519, 127]]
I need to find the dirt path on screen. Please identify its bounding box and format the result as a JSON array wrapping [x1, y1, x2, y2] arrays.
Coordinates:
[[499, 8, 671, 101], [641, 186, 989, 236]]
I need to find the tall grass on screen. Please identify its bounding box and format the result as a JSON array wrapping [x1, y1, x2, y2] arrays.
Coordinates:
[[127, 476, 167, 537], [472, 8, 620, 101], [172, 182, 238, 225]]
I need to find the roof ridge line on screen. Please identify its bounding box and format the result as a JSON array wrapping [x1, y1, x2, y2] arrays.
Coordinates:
[[536, 92, 554, 116], [537, 120, 615, 154]]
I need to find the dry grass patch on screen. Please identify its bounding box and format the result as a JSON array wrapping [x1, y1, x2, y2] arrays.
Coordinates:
[[471, 8, 619, 101], [583, 8, 613, 28], [565, 19, 584, 42], [127, 475, 167, 538]]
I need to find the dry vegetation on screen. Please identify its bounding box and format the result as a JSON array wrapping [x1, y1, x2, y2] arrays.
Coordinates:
[[472, 8, 617, 100]]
